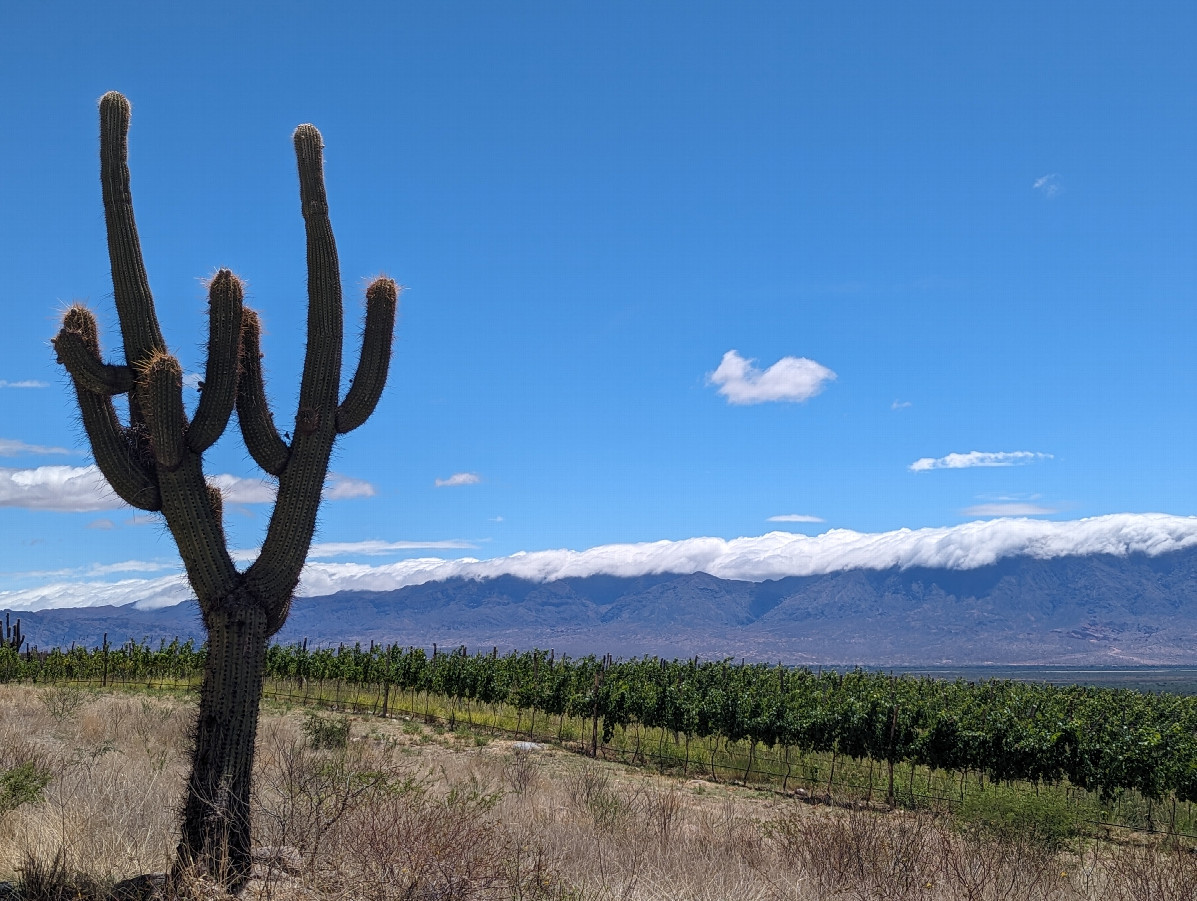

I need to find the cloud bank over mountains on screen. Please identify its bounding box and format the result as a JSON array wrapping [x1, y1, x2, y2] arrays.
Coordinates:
[[4, 513, 1196, 613]]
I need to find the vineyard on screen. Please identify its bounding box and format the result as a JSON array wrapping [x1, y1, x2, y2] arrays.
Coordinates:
[[5, 638, 1197, 836]]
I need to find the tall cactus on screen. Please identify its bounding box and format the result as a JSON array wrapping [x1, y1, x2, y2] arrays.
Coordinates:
[[52, 92, 397, 888], [1, 611, 23, 652]]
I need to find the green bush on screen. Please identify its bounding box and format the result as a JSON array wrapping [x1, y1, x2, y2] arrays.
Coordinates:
[[0, 760, 52, 818], [301, 711, 351, 750], [957, 784, 1081, 851]]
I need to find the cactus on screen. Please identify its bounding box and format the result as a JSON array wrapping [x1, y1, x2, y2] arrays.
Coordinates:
[[52, 92, 397, 888], [1, 612, 23, 652]]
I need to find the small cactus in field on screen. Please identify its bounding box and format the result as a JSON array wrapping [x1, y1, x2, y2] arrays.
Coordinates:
[[52, 92, 397, 889], [1, 612, 23, 652]]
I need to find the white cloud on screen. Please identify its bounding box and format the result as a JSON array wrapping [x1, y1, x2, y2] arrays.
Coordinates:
[[9, 513, 1197, 612], [323, 473, 376, 500], [0, 439, 74, 457], [767, 514, 824, 523], [962, 503, 1057, 517], [0, 380, 48, 389], [212, 471, 375, 504], [0, 465, 121, 512], [909, 451, 1053, 472], [206, 473, 278, 505], [87, 519, 115, 530], [1033, 174, 1060, 198], [86, 560, 178, 576], [891, 400, 912, 411], [0, 574, 193, 611], [306, 539, 477, 558], [435, 472, 481, 487], [0, 466, 375, 512], [708, 350, 836, 405]]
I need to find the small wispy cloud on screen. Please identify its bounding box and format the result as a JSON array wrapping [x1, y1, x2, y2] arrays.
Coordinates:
[[435, 472, 481, 487], [307, 539, 477, 558], [909, 451, 1053, 472], [767, 514, 824, 523], [708, 350, 836, 405], [87, 560, 178, 576], [208, 472, 375, 505], [891, 400, 912, 411], [323, 474, 376, 500], [87, 519, 115, 530], [0, 466, 374, 512], [1, 559, 180, 582], [1033, 174, 1060, 198], [205, 474, 277, 505], [0, 380, 48, 389], [962, 503, 1058, 517], [0, 438, 74, 457]]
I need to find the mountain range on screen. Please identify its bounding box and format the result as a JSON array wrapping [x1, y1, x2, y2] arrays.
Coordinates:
[[8, 547, 1197, 665]]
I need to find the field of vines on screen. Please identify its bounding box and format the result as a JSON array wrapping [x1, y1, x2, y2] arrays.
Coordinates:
[[5, 638, 1197, 835]]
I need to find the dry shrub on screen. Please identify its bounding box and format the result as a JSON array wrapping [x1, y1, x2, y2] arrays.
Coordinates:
[[1100, 841, 1197, 901], [629, 781, 683, 848], [331, 772, 516, 899], [253, 719, 411, 863], [38, 687, 89, 724], [504, 747, 541, 798], [769, 805, 939, 901], [2, 692, 189, 883], [938, 829, 1071, 901], [564, 764, 626, 833], [14, 848, 108, 901]]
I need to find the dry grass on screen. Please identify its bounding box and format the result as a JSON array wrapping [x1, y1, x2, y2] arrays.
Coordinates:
[[2, 683, 1197, 900]]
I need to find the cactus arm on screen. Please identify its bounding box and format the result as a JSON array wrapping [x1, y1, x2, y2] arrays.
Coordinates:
[[247, 125, 344, 626], [235, 308, 290, 475], [136, 349, 239, 603], [136, 351, 188, 471], [74, 388, 162, 510], [98, 92, 165, 366], [187, 269, 244, 454], [292, 123, 344, 424], [54, 305, 161, 510], [52, 310, 134, 396], [336, 277, 398, 434]]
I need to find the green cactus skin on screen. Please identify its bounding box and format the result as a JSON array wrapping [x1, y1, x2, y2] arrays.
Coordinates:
[[51, 92, 397, 889]]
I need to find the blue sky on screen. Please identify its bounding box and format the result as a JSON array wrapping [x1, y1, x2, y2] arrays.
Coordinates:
[[2, 2, 1196, 609]]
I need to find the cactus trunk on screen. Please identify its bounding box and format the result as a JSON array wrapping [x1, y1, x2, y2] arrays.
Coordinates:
[[176, 599, 267, 886]]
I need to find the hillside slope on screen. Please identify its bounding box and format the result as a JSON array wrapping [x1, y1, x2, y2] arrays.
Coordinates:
[[10, 548, 1197, 663]]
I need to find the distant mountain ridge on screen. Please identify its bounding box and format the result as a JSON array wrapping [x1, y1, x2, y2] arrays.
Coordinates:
[[9, 547, 1197, 664]]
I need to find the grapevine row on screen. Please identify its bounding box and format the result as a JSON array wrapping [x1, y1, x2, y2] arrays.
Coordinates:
[[3, 639, 1195, 803]]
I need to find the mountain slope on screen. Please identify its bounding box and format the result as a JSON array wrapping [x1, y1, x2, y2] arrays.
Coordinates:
[[9, 548, 1197, 664]]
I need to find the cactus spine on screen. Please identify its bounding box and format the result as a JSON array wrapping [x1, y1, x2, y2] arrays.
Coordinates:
[[52, 92, 397, 889]]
